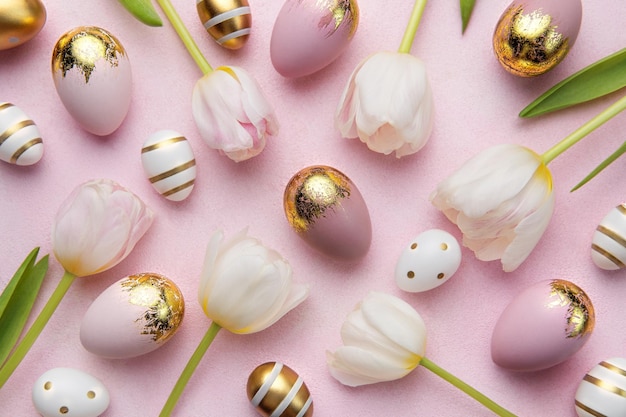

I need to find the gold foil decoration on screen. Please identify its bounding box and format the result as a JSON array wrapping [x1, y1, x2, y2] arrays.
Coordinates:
[[51, 26, 126, 83], [0, 0, 46, 50], [121, 273, 185, 343], [547, 279, 595, 339], [196, 0, 252, 50], [315, 0, 359, 35], [493, 5, 569, 77]]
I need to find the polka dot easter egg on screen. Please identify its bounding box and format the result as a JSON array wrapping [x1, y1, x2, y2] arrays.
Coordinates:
[[32, 367, 110, 417], [0, 102, 43, 165], [395, 229, 461, 292]]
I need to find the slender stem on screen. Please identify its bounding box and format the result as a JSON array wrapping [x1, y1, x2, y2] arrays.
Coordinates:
[[398, 0, 428, 53], [154, 0, 213, 74], [420, 357, 517, 417], [159, 322, 222, 416], [541, 94, 626, 165], [0, 271, 76, 388]]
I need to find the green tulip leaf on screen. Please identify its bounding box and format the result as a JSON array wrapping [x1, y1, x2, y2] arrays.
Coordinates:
[[571, 140, 626, 192], [0, 248, 49, 367], [116, 0, 163, 27], [460, 0, 476, 33], [520, 48, 626, 118]]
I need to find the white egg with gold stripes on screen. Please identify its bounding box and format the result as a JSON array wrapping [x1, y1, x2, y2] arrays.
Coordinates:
[[591, 204, 626, 270], [247, 361, 313, 417], [196, 0, 251, 50], [575, 358, 626, 417], [0, 102, 43, 166], [141, 130, 196, 201]]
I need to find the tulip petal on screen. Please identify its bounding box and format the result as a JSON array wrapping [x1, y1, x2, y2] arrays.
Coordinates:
[[326, 346, 416, 386]]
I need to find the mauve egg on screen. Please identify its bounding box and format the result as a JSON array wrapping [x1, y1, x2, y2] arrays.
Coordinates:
[[80, 273, 185, 359], [247, 362, 314, 417], [0, 0, 46, 50], [0, 102, 43, 165], [270, 0, 359, 78], [493, 0, 582, 77], [491, 279, 595, 372], [51, 26, 132, 136], [591, 203, 626, 270], [196, 0, 252, 50], [283, 165, 371, 261], [575, 358, 626, 417]]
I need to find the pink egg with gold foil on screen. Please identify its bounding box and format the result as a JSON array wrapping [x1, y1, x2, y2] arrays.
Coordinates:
[[51, 26, 132, 136], [270, 0, 359, 78], [491, 279, 595, 372], [284, 165, 371, 260]]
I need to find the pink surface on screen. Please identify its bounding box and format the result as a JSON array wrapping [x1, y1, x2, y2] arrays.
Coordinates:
[[1, 1, 626, 416]]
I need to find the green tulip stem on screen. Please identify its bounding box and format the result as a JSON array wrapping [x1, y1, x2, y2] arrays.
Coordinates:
[[154, 0, 213, 74], [541, 94, 626, 165], [398, 0, 428, 54], [0, 271, 76, 388], [420, 357, 518, 417], [159, 322, 222, 417]]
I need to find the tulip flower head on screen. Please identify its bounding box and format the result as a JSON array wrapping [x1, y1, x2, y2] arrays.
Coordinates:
[[192, 67, 279, 163], [160, 229, 309, 416], [327, 292, 517, 416], [335, 0, 434, 158], [431, 144, 554, 272]]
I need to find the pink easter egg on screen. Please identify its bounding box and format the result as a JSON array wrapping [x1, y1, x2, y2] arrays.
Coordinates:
[[491, 279, 595, 371], [270, 0, 359, 78]]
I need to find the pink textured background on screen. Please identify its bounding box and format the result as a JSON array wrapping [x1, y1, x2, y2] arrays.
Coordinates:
[[1, 0, 626, 415]]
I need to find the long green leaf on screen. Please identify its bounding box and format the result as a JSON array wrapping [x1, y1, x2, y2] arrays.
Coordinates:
[[0, 248, 39, 317], [460, 0, 477, 33], [520, 48, 626, 118], [117, 0, 163, 27], [0, 251, 49, 367], [571, 140, 626, 192]]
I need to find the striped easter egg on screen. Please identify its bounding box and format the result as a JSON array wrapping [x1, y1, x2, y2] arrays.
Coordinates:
[[591, 204, 626, 270], [575, 358, 626, 417], [140, 130, 196, 201], [247, 362, 313, 417], [196, 0, 251, 50], [0, 102, 43, 166]]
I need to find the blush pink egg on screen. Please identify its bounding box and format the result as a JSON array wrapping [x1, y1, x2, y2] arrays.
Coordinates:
[[270, 0, 359, 78], [491, 279, 595, 372]]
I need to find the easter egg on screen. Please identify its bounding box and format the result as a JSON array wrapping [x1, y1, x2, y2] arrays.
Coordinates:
[[0, 0, 46, 50], [493, 0, 582, 77], [32, 367, 110, 417], [575, 358, 626, 417], [283, 165, 371, 261], [141, 130, 197, 201], [591, 203, 626, 270], [270, 0, 359, 78], [51, 26, 132, 136], [395, 229, 461, 293], [247, 362, 314, 417], [80, 273, 185, 359], [491, 279, 595, 372], [0, 102, 43, 165], [196, 0, 251, 50]]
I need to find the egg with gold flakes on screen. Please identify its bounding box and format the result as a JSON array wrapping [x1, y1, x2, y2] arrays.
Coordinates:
[[270, 0, 359, 78], [51, 26, 132, 136], [591, 203, 626, 270], [141, 130, 197, 201], [247, 362, 314, 417], [492, 0, 582, 77], [491, 279, 594, 372], [575, 358, 626, 417], [284, 165, 372, 261], [196, 0, 252, 50], [0, 102, 43, 166], [79, 273, 185, 359], [0, 0, 46, 50]]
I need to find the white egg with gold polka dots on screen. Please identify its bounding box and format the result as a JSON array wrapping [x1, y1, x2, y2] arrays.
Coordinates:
[[395, 229, 461, 292], [32, 367, 110, 417]]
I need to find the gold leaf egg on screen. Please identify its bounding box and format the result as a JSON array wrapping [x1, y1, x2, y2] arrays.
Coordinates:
[[0, 0, 46, 50], [196, 0, 252, 50], [247, 362, 313, 417]]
